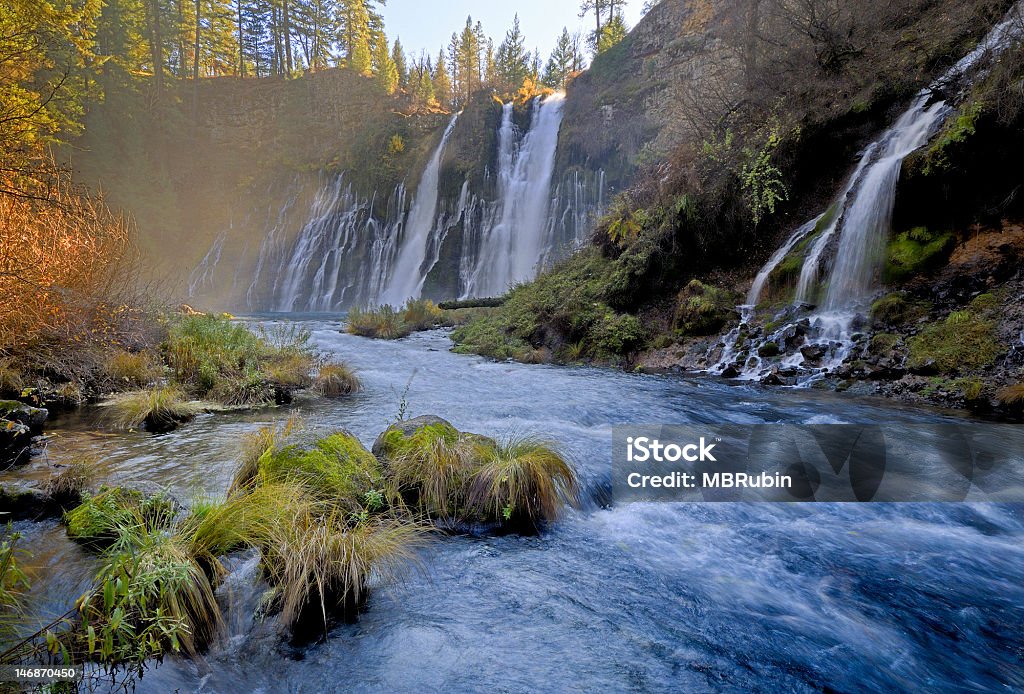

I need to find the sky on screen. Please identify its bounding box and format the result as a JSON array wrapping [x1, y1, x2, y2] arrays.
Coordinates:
[[380, 0, 648, 64]]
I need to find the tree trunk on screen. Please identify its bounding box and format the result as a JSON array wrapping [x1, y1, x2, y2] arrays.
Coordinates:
[[237, 0, 245, 76], [148, 0, 164, 96], [282, 0, 292, 75]]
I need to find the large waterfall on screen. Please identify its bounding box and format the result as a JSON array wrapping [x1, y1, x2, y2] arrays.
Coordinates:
[[716, 4, 1024, 380], [238, 92, 595, 312], [463, 94, 566, 297]]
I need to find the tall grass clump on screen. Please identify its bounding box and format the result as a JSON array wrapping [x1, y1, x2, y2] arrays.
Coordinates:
[[379, 421, 476, 519], [346, 305, 411, 339], [102, 350, 163, 388], [164, 314, 315, 406], [401, 299, 444, 331], [313, 362, 361, 396], [103, 385, 201, 431], [229, 418, 302, 495], [996, 383, 1024, 406], [468, 436, 580, 528], [0, 527, 30, 644]]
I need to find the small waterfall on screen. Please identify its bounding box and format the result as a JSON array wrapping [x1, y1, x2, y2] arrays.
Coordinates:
[[381, 114, 460, 305], [188, 232, 226, 298], [464, 94, 567, 298], [721, 4, 1024, 382]]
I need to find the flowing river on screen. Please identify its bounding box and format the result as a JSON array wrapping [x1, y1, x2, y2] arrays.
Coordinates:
[[7, 318, 1023, 692]]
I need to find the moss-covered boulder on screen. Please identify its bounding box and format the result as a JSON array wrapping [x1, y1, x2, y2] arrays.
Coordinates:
[[259, 431, 383, 509], [65, 486, 178, 548], [673, 280, 739, 336]]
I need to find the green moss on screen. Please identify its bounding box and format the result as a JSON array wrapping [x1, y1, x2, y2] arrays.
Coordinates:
[[674, 280, 738, 336], [870, 292, 931, 326], [65, 487, 177, 547], [922, 100, 983, 175], [870, 333, 899, 354], [757, 342, 780, 358], [907, 310, 1002, 373], [885, 226, 954, 283], [260, 433, 382, 505]]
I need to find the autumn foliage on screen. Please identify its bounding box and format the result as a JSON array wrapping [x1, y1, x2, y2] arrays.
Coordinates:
[[0, 172, 147, 374]]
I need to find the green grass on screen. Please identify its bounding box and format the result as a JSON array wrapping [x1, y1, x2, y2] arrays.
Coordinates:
[[103, 385, 201, 431], [907, 301, 1003, 373], [467, 436, 579, 528], [164, 314, 315, 405]]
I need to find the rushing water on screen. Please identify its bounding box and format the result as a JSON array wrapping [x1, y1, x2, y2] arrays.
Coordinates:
[[6, 319, 1022, 693], [727, 3, 1024, 381]]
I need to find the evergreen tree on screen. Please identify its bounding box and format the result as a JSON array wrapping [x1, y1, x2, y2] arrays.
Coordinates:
[[542, 27, 581, 89], [494, 14, 529, 94], [432, 47, 451, 108], [392, 37, 408, 88], [596, 13, 627, 55], [372, 34, 398, 93]]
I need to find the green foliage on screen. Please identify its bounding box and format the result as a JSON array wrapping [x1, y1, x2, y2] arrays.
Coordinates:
[[606, 204, 649, 248], [596, 14, 628, 55], [64, 487, 177, 548], [740, 125, 788, 225], [452, 249, 646, 363], [923, 100, 984, 175], [907, 300, 1003, 373], [163, 314, 314, 405], [673, 280, 738, 335], [1, 526, 30, 642], [467, 436, 579, 527], [885, 227, 954, 282]]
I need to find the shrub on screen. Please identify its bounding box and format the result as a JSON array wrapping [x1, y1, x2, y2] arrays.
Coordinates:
[[346, 305, 411, 339], [103, 386, 200, 431], [313, 362, 361, 396], [102, 350, 162, 388], [467, 436, 579, 529], [401, 299, 444, 331]]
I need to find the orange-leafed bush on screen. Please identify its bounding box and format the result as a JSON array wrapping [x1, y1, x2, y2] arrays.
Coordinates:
[[0, 178, 150, 376]]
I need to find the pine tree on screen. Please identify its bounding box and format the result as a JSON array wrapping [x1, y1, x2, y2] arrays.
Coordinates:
[[543, 27, 578, 89], [494, 14, 529, 94], [433, 47, 451, 109], [596, 13, 627, 55], [372, 34, 398, 93], [392, 37, 408, 88]]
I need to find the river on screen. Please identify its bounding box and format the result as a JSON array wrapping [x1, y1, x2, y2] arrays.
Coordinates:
[[7, 319, 1023, 692]]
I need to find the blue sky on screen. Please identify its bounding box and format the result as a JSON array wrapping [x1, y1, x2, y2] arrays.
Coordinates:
[[380, 0, 647, 64]]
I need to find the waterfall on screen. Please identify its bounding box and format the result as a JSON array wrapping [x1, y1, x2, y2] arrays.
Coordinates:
[[241, 91, 598, 311], [722, 3, 1024, 381], [463, 94, 567, 298], [381, 114, 460, 305]]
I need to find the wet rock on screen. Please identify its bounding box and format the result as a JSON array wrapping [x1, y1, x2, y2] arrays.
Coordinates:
[[909, 358, 939, 376], [0, 400, 47, 465], [720, 364, 740, 379], [757, 342, 781, 358], [800, 344, 826, 362]]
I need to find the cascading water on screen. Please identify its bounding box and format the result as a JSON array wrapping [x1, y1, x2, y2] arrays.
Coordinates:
[[463, 94, 567, 298], [241, 91, 598, 311], [715, 4, 1024, 382], [381, 114, 460, 306]]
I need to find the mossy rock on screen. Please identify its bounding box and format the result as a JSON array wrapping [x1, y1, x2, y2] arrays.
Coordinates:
[[372, 415, 458, 459], [870, 292, 931, 327], [65, 486, 178, 548], [885, 226, 954, 283], [758, 342, 781, 358], [907, 310, 1002, 374], [674, 280, 739, 336], [260, 431, 383, 505]]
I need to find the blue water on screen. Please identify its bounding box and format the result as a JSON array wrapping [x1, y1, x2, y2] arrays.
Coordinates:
[[7, 322, 1023, 692]]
